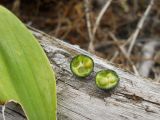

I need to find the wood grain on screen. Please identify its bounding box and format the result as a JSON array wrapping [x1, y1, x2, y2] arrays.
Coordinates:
[[0, 27, 160, 120]]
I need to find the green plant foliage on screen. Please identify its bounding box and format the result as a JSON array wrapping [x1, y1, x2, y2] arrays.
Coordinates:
[[0, 6, 56, 120]]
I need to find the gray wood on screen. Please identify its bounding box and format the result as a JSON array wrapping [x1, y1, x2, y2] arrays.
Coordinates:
[[0, 27, 160, 120]]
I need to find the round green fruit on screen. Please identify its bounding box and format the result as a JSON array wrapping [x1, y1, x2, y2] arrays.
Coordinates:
[[96, 70, 119, 90], [70, 54, 94, 77]]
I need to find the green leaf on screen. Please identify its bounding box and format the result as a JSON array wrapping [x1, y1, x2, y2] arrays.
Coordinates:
[[0, 6, 56, 120]]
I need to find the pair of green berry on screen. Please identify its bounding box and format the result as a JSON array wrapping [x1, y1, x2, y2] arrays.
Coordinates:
[[70, 54, 119, 90]]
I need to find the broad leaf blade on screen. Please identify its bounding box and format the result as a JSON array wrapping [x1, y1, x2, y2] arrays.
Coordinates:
[[0, 6, 56, 120]]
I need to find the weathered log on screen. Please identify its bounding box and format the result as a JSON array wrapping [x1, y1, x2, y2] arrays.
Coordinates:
[[0, 27, 160, 120]]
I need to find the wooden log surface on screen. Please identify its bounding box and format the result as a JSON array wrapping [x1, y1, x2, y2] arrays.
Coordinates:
[[0, 27, 160, 120]]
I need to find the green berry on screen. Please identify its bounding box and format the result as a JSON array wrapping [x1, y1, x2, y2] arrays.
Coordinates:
[[96, 70, 119, 90], [70, 54, 94, 77]]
